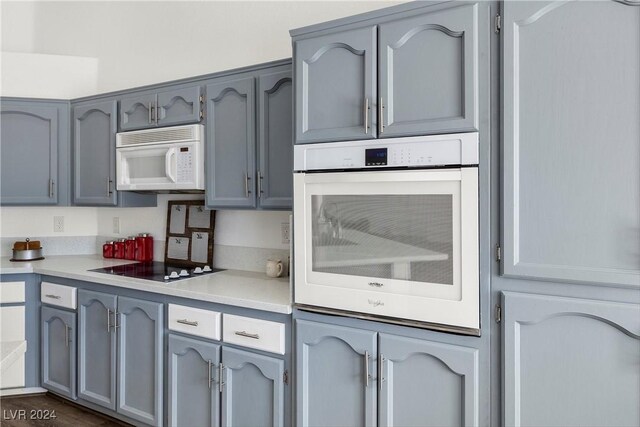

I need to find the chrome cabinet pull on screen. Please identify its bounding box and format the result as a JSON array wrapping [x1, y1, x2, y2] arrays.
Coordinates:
[[364, 97, 370, 134], [45, 294, 61, 300], [244, 173, 251, 198], [106, 178, 113, 196], [235, 330, 260, 339], [113, 311, 120, 329], [153, 103, 158, 123], [49, 179, 55, 198], [364, 351, 370, 387], [379, 97, 385, 133], [65, 324, 70, 347], [176, 319, 198, 327], [148, 102, 153, 124], [208, 360, 213, 389], [107, 308, 111, 332], [379, 354, 386, 389], [257, 171, 263, 197], [218, 363, 225, 393]]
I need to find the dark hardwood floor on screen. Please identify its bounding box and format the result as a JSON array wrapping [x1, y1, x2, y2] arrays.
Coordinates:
[[0, 393, 130, 426]]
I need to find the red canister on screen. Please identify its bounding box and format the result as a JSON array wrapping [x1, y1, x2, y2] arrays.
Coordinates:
[[102, 241, 114, 258], [114, 239, 126, 259], [135, 233, 154, 262], [124, 236, 137, 260]]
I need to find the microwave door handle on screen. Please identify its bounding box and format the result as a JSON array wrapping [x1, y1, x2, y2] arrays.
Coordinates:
[[165, 149, 177, 183]]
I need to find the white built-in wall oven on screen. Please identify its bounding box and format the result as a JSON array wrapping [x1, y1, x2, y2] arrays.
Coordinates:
[[293, 133, 480, 335]]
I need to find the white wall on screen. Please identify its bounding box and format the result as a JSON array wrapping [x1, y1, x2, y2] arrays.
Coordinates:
[[0, 206, 98, 238]]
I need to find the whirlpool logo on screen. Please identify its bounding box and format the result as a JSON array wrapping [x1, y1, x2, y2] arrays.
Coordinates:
[[368, 299, 385, 307]]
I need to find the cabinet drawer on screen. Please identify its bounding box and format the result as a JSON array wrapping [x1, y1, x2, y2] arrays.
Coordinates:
[[168, 304, 221, 341], [41, 282, 77, 309], [0, 281, 25, 303], [223, 314, 285, 355]]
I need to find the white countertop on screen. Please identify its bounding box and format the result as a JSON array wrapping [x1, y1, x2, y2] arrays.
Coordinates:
[[0, 255, 292, 314]]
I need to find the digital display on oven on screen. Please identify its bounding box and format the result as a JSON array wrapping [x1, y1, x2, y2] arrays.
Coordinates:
[[365, 148, 388, 166]]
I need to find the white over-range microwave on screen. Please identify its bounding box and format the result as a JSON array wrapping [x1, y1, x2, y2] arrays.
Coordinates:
[[116, 124, 205, 191], [293, 133, 480, 335]]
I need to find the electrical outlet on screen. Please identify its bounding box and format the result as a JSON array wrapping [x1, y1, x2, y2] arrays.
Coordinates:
[[281, 222, 290, 244], [53, 216, 64, 232], [113, 217, 120, 234]]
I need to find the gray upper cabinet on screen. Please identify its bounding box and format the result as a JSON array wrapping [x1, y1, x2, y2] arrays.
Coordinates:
[[378, 3, 479, 137], [257, 70, 293, 209], [117, 296, 163, 427], [205, 77, 256, 209], [294, 26, 377, 143], [120, 85, 202, 131], [0, 99, 69, 205], [296, 320, 377, 427], [73, 101, 117, 206], [501, 1, 640, 287], [168, 334, 221, 427], [378, 334, 479, 427], [78, 290, 117, 410], [221, 346, 285, 427], [120, 92, 157, 131], [41, 306, 76, 400], [502, 291, 640, 427]]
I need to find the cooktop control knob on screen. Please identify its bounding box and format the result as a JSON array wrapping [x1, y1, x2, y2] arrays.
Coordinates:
[[193, 267, 203, 274], [179, 270, 189, 277], [203, 265, 212, 272], [169, 271, 180, 279], [164, 275, 170, 281]]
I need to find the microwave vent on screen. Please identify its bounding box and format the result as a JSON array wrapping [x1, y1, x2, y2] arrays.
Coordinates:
[[117, 124, 201, 147]]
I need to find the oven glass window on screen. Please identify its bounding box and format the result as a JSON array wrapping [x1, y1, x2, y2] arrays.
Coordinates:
[[127, 155, 166, 180], [311, 194, 453, 285]]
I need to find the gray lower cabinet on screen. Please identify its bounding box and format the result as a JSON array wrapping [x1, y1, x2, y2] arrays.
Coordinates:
[[168, 334, 221, 427], [41, 306, 76, 399], [378, 334, 479, 427], [378, 2, 480, 137], [0, 99, 69, 205], [205, 77, 256, 208], [120, 86, 202, 131], [296, 320, 377, 427], [73, 101, 117, 206], [502, 291, 640, 427], [294, 26, 377, 143], [221, 346, 285, 427], [77, 290, 163, 426], [257, 70, 293, 209], [500, 0, 640, 287]]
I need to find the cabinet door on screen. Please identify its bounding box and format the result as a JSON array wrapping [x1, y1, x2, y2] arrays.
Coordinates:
[[157, 86, 203, 127], [0, 103, 58, 205], [205, 77, 256, 208], [378, 334, 479, 427], [257, 70, 293, 209], [295, 26, 377, 143], [116, 296, 163, 426], [296, 320, 377, 427], [73, 101, 117, 206], [502, 291, 640, 427], [41, 306, 76, 399], [78, 290, 117, 410], [168, 334, 221, 427], [378, 3, 479, 137], [501, 1, 640, 286], [221, 346, 285, 427], [120, 93, 157, 131]]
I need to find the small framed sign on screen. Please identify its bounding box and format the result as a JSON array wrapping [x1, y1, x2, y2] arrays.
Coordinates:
[[165, 200, 215, 268]]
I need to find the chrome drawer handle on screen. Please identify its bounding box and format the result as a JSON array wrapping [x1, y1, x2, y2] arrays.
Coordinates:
[[235, 331, 259, 339], [45, 294, 61, 299], [177, 319, 199, 327]]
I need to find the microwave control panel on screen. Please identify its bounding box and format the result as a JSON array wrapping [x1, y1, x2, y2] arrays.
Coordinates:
[[176, 147, 194, 182]]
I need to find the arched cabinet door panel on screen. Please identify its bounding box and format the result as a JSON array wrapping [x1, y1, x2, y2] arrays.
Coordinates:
[[120, 93, 156, 131], [157, 86, 202, 127], [295, 26, 377, 143], [501, 0, 640, 286], [502, 291, 640, 427], [296, 320, 377, 427], [378, 2, 481, 137], [41, 306, 76, 399]]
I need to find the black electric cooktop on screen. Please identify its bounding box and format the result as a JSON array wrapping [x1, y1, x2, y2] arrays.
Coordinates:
[[90, 262, 224, 283]]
